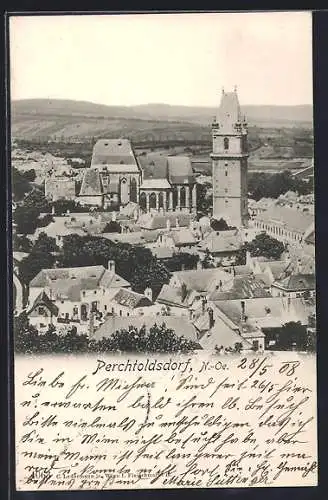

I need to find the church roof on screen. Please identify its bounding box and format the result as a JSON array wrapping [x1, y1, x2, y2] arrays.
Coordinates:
[[216, 90, 243, 134], [168, 157, 195, 184], [138, 156, 169, 180], [79, 168, 102, 196], [91, 139, 138, 166], [138, 155, 195, 184]]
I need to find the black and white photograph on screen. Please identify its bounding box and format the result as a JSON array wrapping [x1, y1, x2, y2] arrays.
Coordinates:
[[10, 11, 317, 491]]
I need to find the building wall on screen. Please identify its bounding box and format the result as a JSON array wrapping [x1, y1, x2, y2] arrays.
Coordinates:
[[78, 195, 103, 207], [253, 220, 305, 245], [45, 178, 76, 201]]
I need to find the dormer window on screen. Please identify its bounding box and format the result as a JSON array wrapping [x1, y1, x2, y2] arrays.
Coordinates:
[[224, 137, 229, 150]]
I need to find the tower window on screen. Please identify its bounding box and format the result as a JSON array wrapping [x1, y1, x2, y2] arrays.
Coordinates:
[[224, 137, 229, 150], [225, 170, 228, 176], [225, 188, 228, 193]]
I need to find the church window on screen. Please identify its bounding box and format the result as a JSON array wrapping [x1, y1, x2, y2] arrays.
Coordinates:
[[224, 137, 229, 150]]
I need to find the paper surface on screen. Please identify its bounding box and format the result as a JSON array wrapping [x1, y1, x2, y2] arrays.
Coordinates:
[[15, 352, 318, 490]]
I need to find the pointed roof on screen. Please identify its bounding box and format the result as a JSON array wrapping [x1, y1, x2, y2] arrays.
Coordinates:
[[216, 89, 243, 133], [28, 291, 59, 316], [79, 168, 102, 196]]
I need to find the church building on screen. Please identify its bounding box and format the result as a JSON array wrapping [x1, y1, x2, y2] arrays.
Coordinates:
[[78, 139, 197, 213], [211, 88, 249, 227]]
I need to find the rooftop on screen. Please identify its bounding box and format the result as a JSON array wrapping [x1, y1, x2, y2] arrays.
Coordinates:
[[111, 288, 152, 308], [255, 205, 314, 234], [91, 139, 138, 167], [30, 265, 130, 301], [94, 315, 199, 344]]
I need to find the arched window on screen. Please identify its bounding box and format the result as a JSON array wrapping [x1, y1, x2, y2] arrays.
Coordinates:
[[139, 192, 147, 211], [224, 137, 229, 150], [158, 191, 164, 209], [130, 177, 137, 203], [149, 192, 157, 209], [180, 186, 186, 208]]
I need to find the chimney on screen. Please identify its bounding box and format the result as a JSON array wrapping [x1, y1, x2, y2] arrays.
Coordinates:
[[166, 218, 171, 231], [144, 287, 153, 302], [108, 260, 115, 273], [241, 300, 246, 322], [202, 297, 207, 314], [208, 307, 215, 329]]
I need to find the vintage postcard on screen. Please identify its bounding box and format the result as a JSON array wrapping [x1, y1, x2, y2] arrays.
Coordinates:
[[10, 11, 317, 491]]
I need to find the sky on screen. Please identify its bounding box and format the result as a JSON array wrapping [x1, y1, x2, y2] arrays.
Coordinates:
[[9, 12, 313, 107]]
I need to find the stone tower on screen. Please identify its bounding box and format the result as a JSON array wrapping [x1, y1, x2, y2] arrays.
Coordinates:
[[211, 87, 248, 227]]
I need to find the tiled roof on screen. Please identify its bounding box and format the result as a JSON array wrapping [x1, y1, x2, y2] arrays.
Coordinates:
[[167, 156, 195, 184], [209, 275, 271, 301], [157, 284, 195, 308], [91, 139, 138, 166], [28, 291, 59, 316], [214, 297, 315, 329], [139, 212, 195, 230], [140, 179, 171, 189], [170, 228, 197, 246], [30, 265, 130, 300], [171, 268, 232, 293], [138, 156, 169, 180], [112, 288, 152, 308], [273, 274, 316, 291], [102, 230, 160, 245], [79, 168, 102, 196], [198, 231, 242, 253], [255, 205, 314, 234], [94, 315, 199, 344]]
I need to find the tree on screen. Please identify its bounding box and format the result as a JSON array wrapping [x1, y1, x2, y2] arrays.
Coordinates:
[[165, 252, 199, 272], [103, 221, 122, 233], [14, 320, 199, 354], [58, 235, 171, 297], [19, 233, 58, 284], [211, 218, 231, 231], [13, 205, 40, 234], [278, 321, 308, 350], [245, 233, 285, 261], [13, 234, 33, 253], [53, 199, 81, 215], [197, 182, 212, 215], [12, 168, 32, 201]]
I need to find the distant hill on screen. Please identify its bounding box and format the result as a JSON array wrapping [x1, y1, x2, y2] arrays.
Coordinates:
[[11, 99, 313, 141]]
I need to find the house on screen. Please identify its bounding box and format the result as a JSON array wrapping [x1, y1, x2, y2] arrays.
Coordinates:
[[169, 268, 233, 296], [197, 230, 242, 266], [27, 291, 59, 332], [155, 228, 199, 251], [271, 274, 316, 298], [156, 284, 203, 318], [109, 287, 159, 317], [254, 205, 314, 246], [138, 211, 195, 231], [28, 261, 130, 328], [208, 274, 272, 301], [93, 314, 200, 346], [193, 303, 256, 352], [214, 297, 315, 350]]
